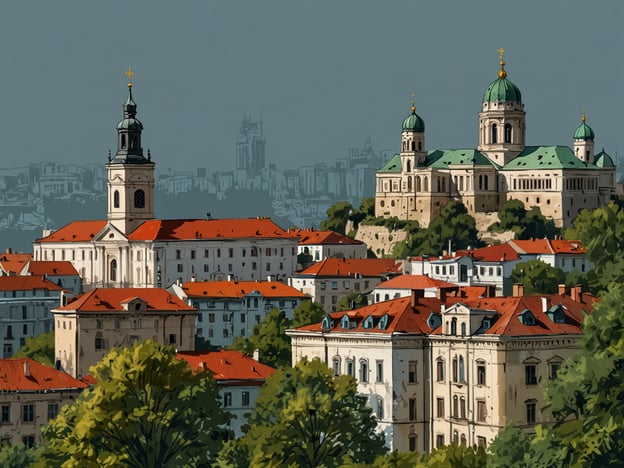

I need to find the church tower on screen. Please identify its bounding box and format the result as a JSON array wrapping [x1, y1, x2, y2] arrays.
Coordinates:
[[106, 68, 155, 234], [400, 96, 426, 173], [573, 113, 595, 163], [478, 49, 526, 166]]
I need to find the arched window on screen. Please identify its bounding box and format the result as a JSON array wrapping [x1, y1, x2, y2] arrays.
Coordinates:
[[134, 189, 145, 209], [403, 141, 406, 151], [407, 176, 412, 190], [459, 356, 465, 383], [418, 141, 422, 151], [110, 259, 117, 282], [359, 359, 369, 383], [411, 141, 415, 151], [452, 356, 458, 382], [121, 134, 127, 149], [332, 356, 341, 376], [424, 176, 428, 192], [461, 322, 466, 336], [491, 124, 498, 144], [407, 160, 411, 172], [460, 433, 467, 446], [113, 190, 120, 208], [416, 176, 421, 192], [453, 430, 459, 445], [504, 123, 512, 143], [451, 317, 457, 335], [484, 175, 489, 190]]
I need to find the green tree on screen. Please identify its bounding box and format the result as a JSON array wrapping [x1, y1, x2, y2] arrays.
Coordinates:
[[230, 301, 325, 368], [416, 443, 487, 467], [13, 332, 55, 367], [533, 284, 624, 466], [489, 199, 558, 240], [320, 201, 353, 235], [335, 292, 368, 312], [243, 357, 386, 467], [214, 439, 250, 468], [511, 260, 565, 295], [394, 201, 484, 257], [487, 424, 532, 468], [348, 197, 376, 231], [40, 340, 230, 468], [0, 443, 42, 468], [564, 200, 624, 294]]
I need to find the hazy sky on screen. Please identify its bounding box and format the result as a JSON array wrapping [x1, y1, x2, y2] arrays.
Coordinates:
[[0, 1, 621, 173]]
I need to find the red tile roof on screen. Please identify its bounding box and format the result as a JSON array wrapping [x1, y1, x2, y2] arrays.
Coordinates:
[[24, 261, 79, 276], [0, 358, 88, 392], [127, 218, 297, 241], [297, 258, 402, 277], [177, 350, 275, 384], [549, 239, 586, 254], [0, 253, 33, 274], [294, 229, 364, 246], [375, 274, 457, 290], [296, 296, 442, 335], [0, 275, 64, 292], [508, 239, 554, 255], [55, 288, 195, 313], [456, 243, 521, 262], [182, 280, 307, 299], [36, 220, 107, 242]]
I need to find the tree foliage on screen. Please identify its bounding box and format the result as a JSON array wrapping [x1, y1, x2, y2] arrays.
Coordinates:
[[564, 200, 624, 294], [487, 424, 532, 468], [533, 284, 624, 466], [40, 340, 229, 468], [13, 332, 55, 367], [242, 357, 387, 467], [229, 301, 325, 368], [0, 443, 42, 468], [417, 443, 487, 467], [335, 292, 368, 312], [511, 260, 565, 295], [489, 199, 558, 240], [393, 201, 484, 258], [319, 201, 353, 235]]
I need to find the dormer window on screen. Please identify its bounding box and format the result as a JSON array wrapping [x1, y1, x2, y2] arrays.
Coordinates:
[[546, 305, 565, 324], [340, 315, 351, 329], [321, 316, 333, 331], [482, 318, 492, 331], [378, 314, 389, 330], [427, 312, 441, 330], [362, 316, 374, 329], [519, 309, 537, 326]]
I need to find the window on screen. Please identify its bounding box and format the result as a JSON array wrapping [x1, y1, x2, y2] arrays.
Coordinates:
[[461, 434, 467, 446], [451, 317, 457, 335], [1, 405, 9, 422], [550, 362, 561, 380], [459, 356, 465, 383], [208, 313, 215, 322], [22, 436, 35, 449], [48, 403, 59, 421], [504, 123, 512, 143], [346, 359, 354, 377], [359, 360, 369, 383], [3, 343, 13, 358], [113, 190, 120, 208], [204, 249, 209, 258], [190, 250, 196, 260], [110, 259, 117, 282], [436, 434, 445, 447], [331, 281, 338, 290], [223, 392, 232, 408], [22, 323, 28, 335], [525, 365, 537, 385], [460, 397, 466, 419], [452, 357, 458, 382], [169, 334, 176, 345], [409, 435, 417, 452], [177, 264, 183, 273], [409, 361, 417, 383], [376, 361, 383, 383], [95, 332, 103, 350], [96, 319, 103, 329], [332, 356, 341, 376], [477, 400, 487, 422], [453, 395, 458, 418], [526, 400, 537, 423], [453, 430, 459, 444], [242, 391, 250, 407], [460, 322, 466, 336], [437, 397, 445, 418], [320, 282, 326, 290], [477, 362, 486, 385], [229, 248, 234, 258], [22, 404, 34, 422], [409, 398, 417, 421], [436, 359, 445, 382], [477, 436, 487, 447], [134, 189, 145, 208]]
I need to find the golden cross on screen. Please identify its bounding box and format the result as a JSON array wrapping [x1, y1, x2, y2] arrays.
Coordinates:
[[498, 48, 505, 61], [124, 67, 134, 86]]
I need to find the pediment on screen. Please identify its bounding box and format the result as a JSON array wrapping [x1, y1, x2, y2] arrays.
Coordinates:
[[93, 223, 129, 242]]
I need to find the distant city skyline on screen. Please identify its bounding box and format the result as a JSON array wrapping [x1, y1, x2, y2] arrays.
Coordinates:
[[0, 2, 621, 173]]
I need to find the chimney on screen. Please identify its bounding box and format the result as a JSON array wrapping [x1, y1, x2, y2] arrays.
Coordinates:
[[437, 288, 447, 303], [227, 274, 234, 282], [200, 362, 208, 371], [411, 289, 424, 308], [5, 248, 11, 254], [266, 275, 273, 282], [571, 284, 582, 302], [23, 361, 30, 377], [512, 283, 524, 297], [253, 349, 263, 362], [541, 297, 549, 313], [558, 284, 569, 296], [191, 275, 196, 283], [485, 285, 496, 298]]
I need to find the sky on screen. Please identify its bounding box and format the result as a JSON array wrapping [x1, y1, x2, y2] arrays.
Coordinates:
[[0, 1, 621, 173]]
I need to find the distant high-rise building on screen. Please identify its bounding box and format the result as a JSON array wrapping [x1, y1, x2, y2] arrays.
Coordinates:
[[236, 115, 266, 172]]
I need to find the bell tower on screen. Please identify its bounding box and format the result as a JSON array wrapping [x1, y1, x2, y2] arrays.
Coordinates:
[[106, 68, 155, 234]]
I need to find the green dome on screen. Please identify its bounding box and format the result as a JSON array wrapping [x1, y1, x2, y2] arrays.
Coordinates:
[[574, 120, 595, 141], [482, 77, 522, 103], [402, 111, 425, 132], [594, 149, 615, 168]]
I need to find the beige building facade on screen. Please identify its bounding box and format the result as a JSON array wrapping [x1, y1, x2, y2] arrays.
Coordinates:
[[376, 54, 616, 229], [52, 288, 196, 378]]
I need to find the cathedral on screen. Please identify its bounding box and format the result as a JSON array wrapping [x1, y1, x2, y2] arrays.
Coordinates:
[[33, 73, 298, 290], [375, 51, 616, 228]]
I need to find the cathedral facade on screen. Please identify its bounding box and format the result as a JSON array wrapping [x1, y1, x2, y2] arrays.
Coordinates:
[[375, 54, 616, 228]]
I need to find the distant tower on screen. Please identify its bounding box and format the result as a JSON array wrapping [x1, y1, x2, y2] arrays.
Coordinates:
[[478, 49, 526, 166], [236, 115, 266, 172], [400, 95, 426, 173], [573, 112, 595, 163], [106, 68, 155, 234]]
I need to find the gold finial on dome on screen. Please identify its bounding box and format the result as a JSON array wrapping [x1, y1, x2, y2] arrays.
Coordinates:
[[411, 94, 416, 113], [497, 48, 507, 79], [581, 108, 586, 122], [124, 67, 135, 88]]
